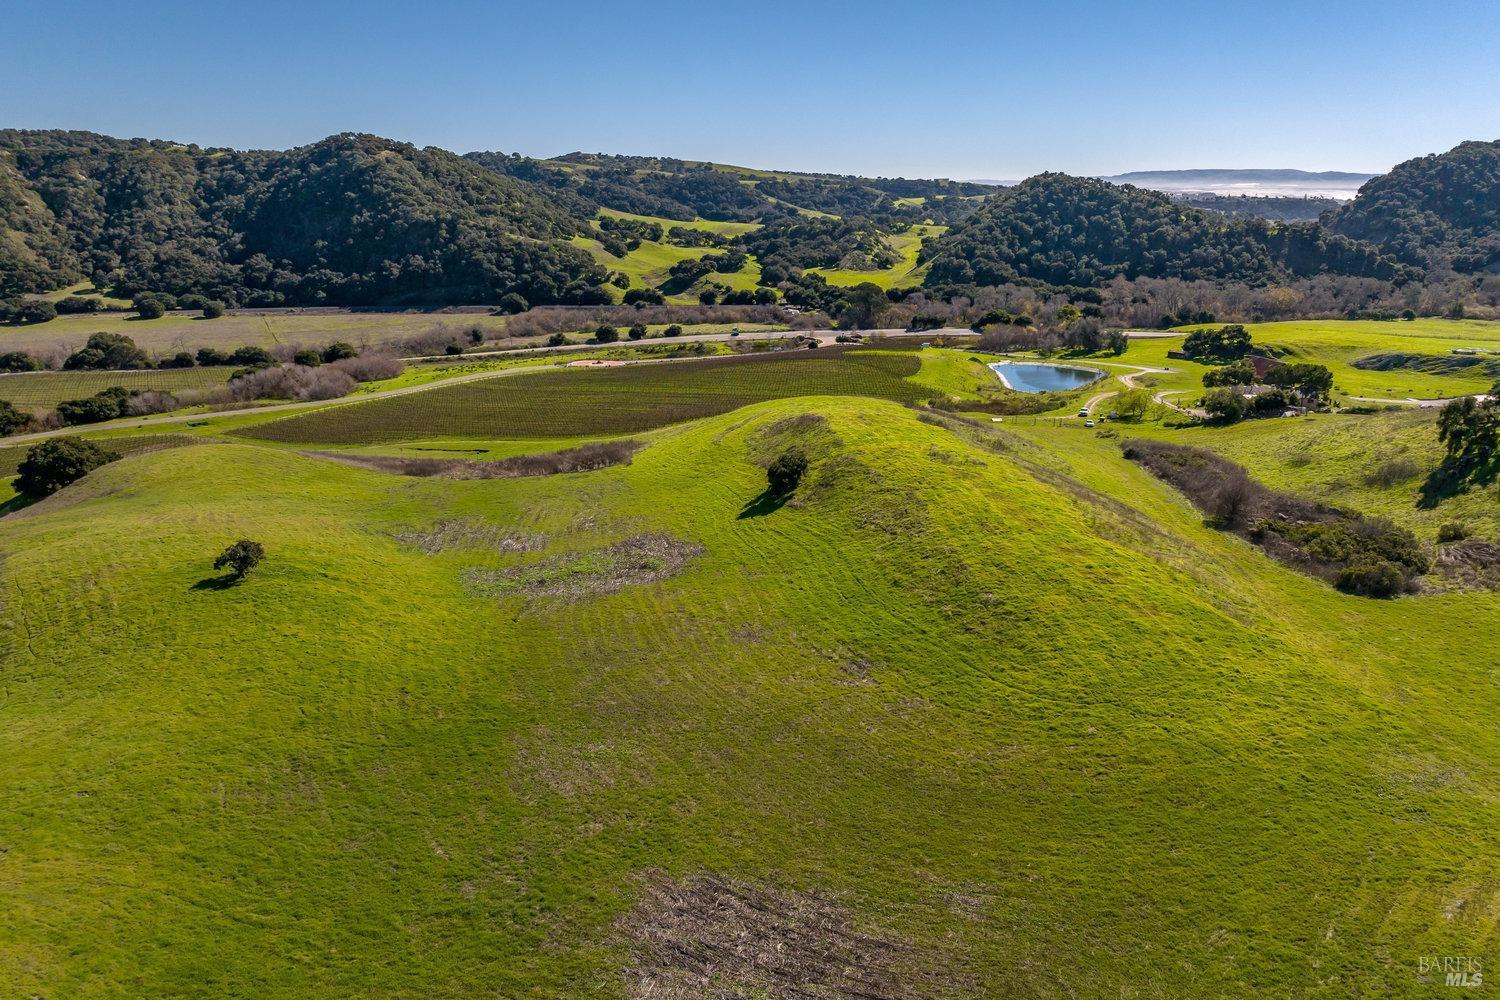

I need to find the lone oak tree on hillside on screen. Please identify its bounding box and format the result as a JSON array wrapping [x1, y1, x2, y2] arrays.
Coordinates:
[[767, 447, 809, 496], [213, 540, 265, 582]]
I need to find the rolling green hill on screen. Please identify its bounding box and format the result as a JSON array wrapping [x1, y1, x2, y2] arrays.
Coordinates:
[[921, 173, 1412, 287], [0, 130, 612, 306], [1, 394, 1496, 995], [1327, 139, 1500, 272]]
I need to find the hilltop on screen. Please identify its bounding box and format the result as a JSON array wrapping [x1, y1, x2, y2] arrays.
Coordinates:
[[919, 173, 1408, 287], [464, 150, 994, 225], [0, 130, 610, 306], [1327, 138, 1500, 272]]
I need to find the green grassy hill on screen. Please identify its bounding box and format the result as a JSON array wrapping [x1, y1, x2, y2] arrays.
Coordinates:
[[1109, 319, 1500, 403], [1, 395, 1495, 995]]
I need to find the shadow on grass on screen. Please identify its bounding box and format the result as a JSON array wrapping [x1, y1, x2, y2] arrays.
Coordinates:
[[0, 494, 38, 518], [1418, 456, 1500, 509], [191, 573, 241, 591], [737, 488, 791, 519]]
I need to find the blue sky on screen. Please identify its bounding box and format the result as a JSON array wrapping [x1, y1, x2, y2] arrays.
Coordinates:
[[3, 0, 1498, 179]]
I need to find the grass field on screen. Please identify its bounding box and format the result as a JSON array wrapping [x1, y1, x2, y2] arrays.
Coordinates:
[[0, 367, 239, 412], [236, 349, 932, 443], [572, 234, 765, 302], [1, 395, 1495, 995], [1125, 407, 1500, 542], [1145, 318, 1500, 400], [597, 207, 761, 238], [34, 281, 136, 309], [807, 224, 944, 289], [0, 432, 204, 483]]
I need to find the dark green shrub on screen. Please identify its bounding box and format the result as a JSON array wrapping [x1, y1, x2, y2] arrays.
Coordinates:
[[767, 447, 809, 496], [0, 351, 41, 372], [1362, 457, 1422, 488], [64, 332, 149, 370], [1335, 560, 1406, 598], [1249, 388, 1291, 415], [201, 300, 226, 319], [628, 323, 647, 341], [14, 438, 120, 497], [228, 346, 274, 367], [15, 300, 57, 325], [1201, 387, 1247, 422], [663, 324, 683, 338], [134, 297, 166, 320], [623, 288, 663, 306], [0, 400, 31, 436], [54, 296, 102, 314], [1202, 359, 1256, 387], [1438, 522, 1469, 543], [159, 351, 196, 369], [321, 341, 358, 363], [594, 325, 619, 344], [57, 387, 133, 425], [197, 347, 231, 366], [213, 539, 265, 582], [1182, 325, 1251, 362]]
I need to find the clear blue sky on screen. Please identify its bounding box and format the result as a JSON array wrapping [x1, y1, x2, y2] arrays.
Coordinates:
[[3, 0, 1498, 179]]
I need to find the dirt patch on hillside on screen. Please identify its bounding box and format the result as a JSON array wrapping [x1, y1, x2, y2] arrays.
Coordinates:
[[394, 518, 546, 555], [616, 872, 969, 999], [464, 533, 701, 601], [310, 440, 642, 479], [1434, 538, 1500, 591]]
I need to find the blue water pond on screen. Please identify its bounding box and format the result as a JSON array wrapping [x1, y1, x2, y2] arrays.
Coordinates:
[[988, 361, 1105, 394]]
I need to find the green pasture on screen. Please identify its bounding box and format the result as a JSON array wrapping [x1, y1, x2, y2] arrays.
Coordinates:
[[0, 394, 1494, 995], [1154, 318, 1500, 400], [597, 207, 761, 238], [807, 224, 944, 290]]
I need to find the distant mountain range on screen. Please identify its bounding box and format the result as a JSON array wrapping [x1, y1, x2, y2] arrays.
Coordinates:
[[1103, 169, 1377, 199], [970, 169, 1378, 200]]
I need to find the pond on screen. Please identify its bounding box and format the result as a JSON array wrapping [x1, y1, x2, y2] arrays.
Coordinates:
[[988, 361, 1105, 394]]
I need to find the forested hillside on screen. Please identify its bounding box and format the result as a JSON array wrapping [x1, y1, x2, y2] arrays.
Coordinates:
[[1327, 139, 1500, 273], [5, 130, 1500, 310], [1175, 193, 1344, 222], [0, 131, 612, 306], [465, 151, 991, 225], [920, 173, 1411, 288]]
